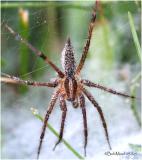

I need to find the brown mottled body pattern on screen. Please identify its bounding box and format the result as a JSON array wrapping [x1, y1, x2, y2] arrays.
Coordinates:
[[1, 1, 137, 159], [61, 38, 76, 78]]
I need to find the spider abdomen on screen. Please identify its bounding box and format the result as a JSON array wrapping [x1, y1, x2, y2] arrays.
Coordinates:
[[61, 37, 76, 78]]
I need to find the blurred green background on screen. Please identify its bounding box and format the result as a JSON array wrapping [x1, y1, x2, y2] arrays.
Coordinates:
[[1, 1, 141, 159], [1, 1, 141, 79]]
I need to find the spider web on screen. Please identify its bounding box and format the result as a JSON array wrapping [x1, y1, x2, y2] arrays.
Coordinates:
[[1, 1, 141, 159], [1, 1, 94, 81], [2, 1, 140, 80], [1, 1, 95, 159]]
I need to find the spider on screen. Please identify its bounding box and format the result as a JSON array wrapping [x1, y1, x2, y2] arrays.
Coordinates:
[[1, 1, 137, 159]]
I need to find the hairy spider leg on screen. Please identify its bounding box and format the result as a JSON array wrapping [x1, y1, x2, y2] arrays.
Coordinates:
[[79, 94, 88, 156], [76, 1, 98, 74], [4, 23, 64, 78], [83, 88, 111, 150], [82, 79, 136, 99], [37, 89, 60, 159], [1, 73, 58, 87], [53, 95, 67, 150]]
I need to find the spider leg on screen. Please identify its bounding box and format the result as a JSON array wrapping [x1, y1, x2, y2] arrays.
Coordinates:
[[79, 94, 88, 156], [83, 88, 111, 150], [76, 1, 98, 74], [53, 94, 67, 150], [82, 79, 136, 99], [1, 73, 58, 87], [4, 23, 64, 78], [37, 89, 60, 159]]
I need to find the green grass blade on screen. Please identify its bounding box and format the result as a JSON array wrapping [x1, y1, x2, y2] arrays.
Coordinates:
[[128, 11, 141, 62], [31, 108, 84, 160], [128, 11, 141, 127], [130, 72, 141, 127], [129, 143, 142, 152]]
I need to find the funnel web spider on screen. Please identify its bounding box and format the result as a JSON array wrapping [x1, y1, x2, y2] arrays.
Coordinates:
[[1, 1, 136, 159]]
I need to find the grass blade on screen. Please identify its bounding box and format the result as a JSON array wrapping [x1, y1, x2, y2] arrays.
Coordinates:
[[129, 143, 142, 152], [128, 11, 141, 62], [130, 72, 141, 127], [31, 107, 84, 160], [128, 11, 141, 126]]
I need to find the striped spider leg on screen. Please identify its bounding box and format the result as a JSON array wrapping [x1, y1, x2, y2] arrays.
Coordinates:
[[3, 23, 64, 78], [1, 73, 59, 87], [81, 79, 136, 99], [37, 89, 60, 159]]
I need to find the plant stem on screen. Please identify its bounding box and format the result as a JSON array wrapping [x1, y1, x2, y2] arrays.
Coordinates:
[[1, 2, 92, 10]]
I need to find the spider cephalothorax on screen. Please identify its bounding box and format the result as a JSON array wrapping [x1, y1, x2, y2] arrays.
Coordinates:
[[1, 1, 136, 159]]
